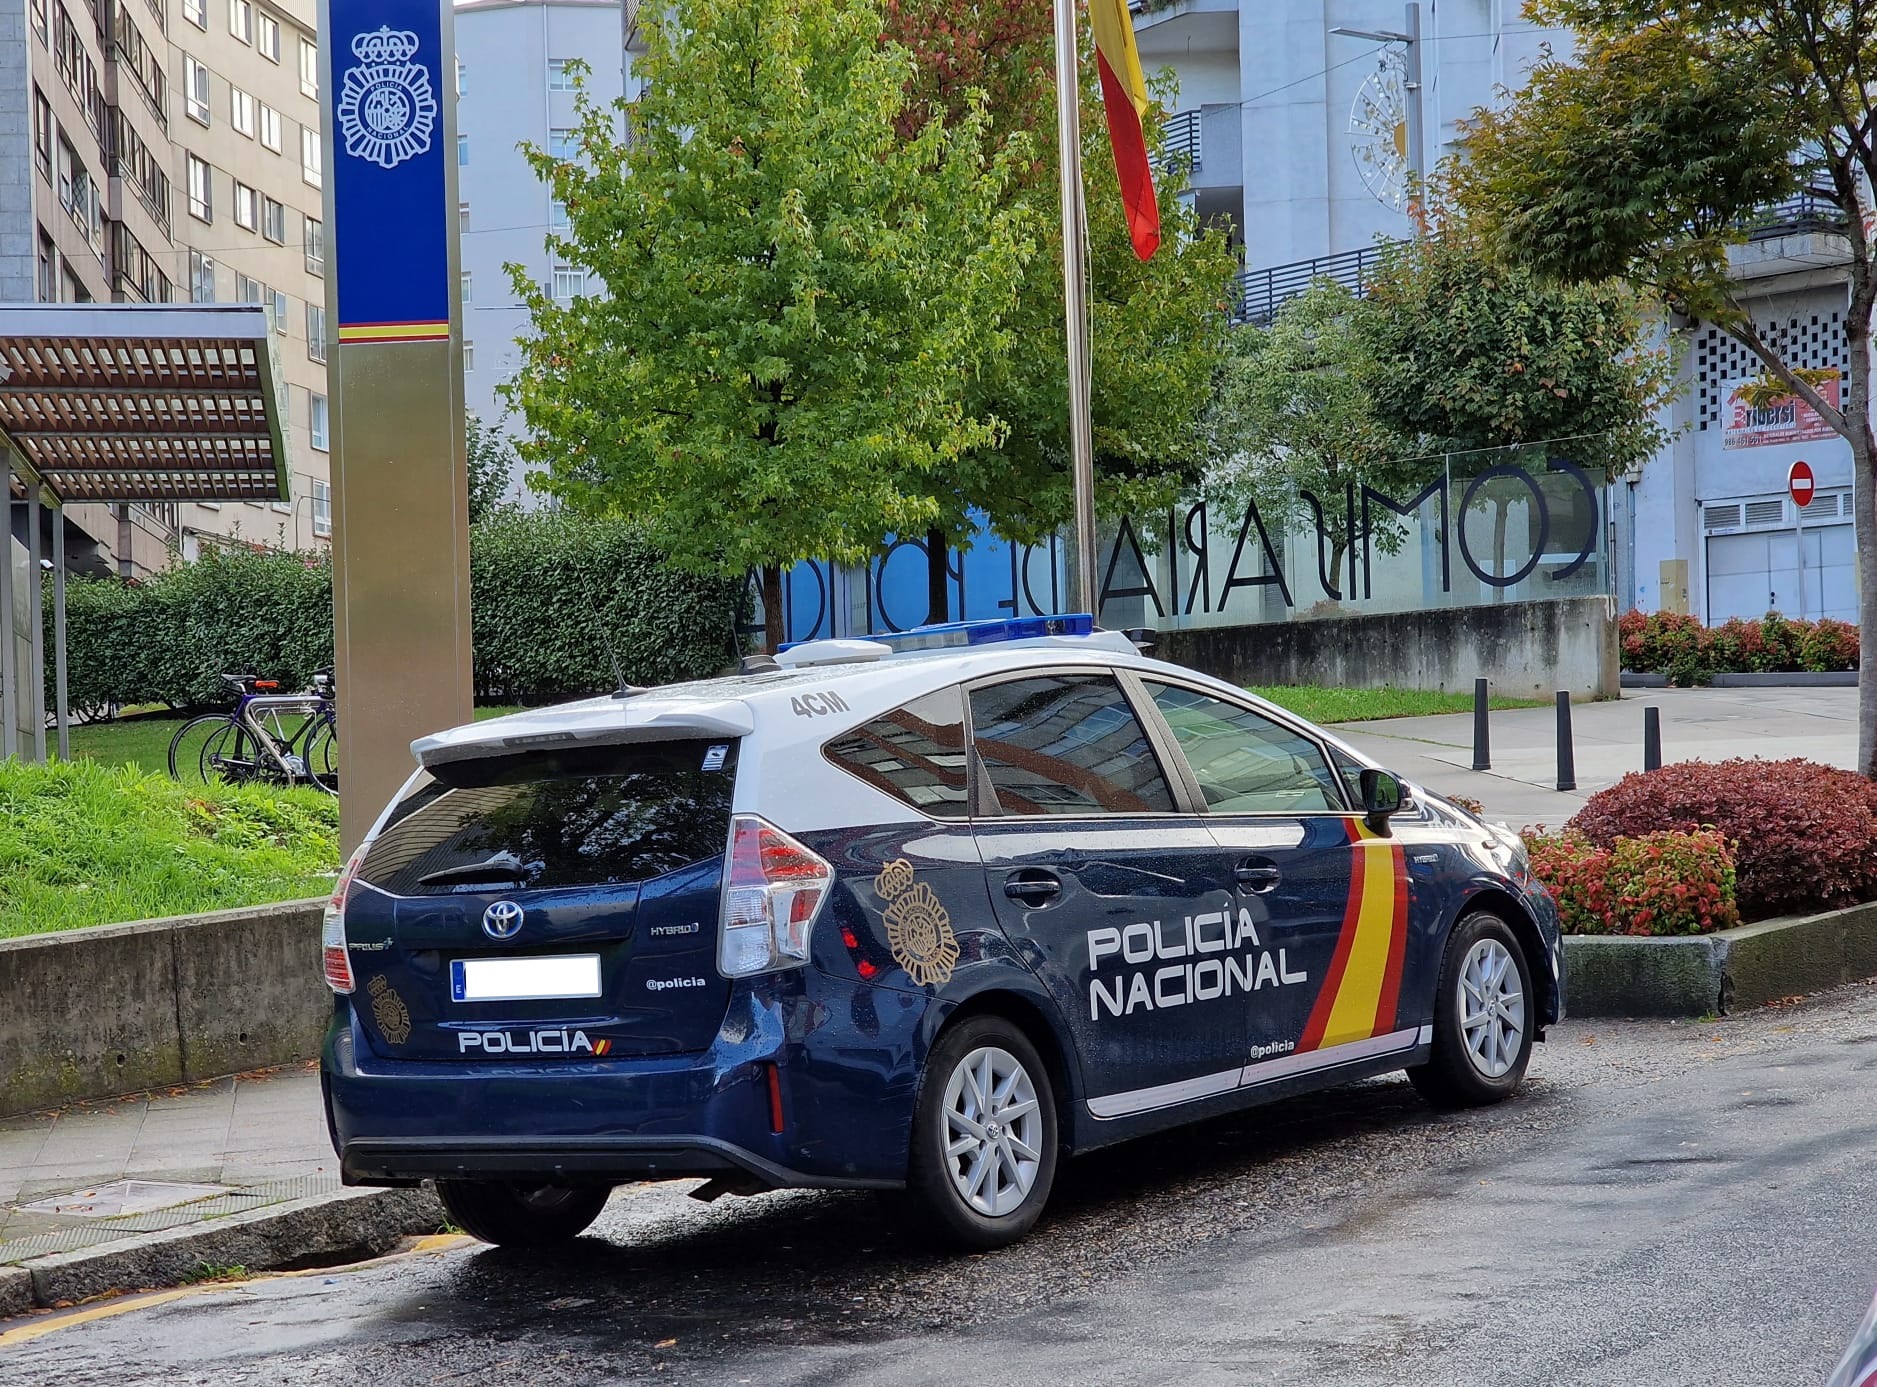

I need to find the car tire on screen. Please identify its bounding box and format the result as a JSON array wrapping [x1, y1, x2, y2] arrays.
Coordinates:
[[1408, 910, 1535, 1111], [908, 1015, 1059, 1251], [435, 1179, 612, 1247]]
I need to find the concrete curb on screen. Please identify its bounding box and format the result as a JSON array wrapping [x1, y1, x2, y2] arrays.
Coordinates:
[[7, 1185, 442, 1311], [1619, 670, 1858, 689], [1563, 901, 1877, 1018]]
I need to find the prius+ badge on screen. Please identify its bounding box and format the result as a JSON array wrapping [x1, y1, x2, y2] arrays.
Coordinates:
[[482, 900, 525, 941]]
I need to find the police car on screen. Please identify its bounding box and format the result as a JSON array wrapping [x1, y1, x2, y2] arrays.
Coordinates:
[[320, 615, 1563, 1250]]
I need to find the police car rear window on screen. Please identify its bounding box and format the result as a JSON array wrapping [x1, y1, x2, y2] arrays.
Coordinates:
[[969, 674, 1175, 816], [823, 687, 970, 819], [357, 739, 738, 895]]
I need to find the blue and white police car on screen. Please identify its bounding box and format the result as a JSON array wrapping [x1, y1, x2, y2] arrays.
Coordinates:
[[320, 616, 1564, 1249]]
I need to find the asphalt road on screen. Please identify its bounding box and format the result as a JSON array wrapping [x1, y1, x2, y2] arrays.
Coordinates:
[[9, 984, 1877, 1387]]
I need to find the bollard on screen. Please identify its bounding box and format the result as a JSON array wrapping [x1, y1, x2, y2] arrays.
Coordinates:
[[1471, 677, 1491, 771], [1556, 691, 1577, 792], [1643, 705, 1661, 772]]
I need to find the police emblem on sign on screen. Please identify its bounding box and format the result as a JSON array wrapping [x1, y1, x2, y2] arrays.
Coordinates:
[[336, 26, 438, 170], [874, 858, 960, 988]]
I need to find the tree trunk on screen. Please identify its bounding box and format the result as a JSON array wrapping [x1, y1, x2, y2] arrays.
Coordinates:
[[1328, 540, 1346, 600], [1492, 495, 1510, 604], [761, 565, 785, 655], [924, 527, 949, 627], [1847, 329, 1877, 778]]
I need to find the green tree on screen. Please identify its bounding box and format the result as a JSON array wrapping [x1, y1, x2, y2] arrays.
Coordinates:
[[1445, 1, 1877, 770], [502, 0, 1035, 648], [1204, 281, 1415, 602], [465, 412, 517, 524]]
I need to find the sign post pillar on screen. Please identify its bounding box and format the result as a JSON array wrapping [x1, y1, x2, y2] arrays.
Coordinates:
[[319, 0, 473, 849], [1789, 459, 1815, 621]]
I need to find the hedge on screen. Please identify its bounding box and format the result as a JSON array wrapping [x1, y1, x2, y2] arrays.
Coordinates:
[[1620, 608, 1859, 685], [49, 512, 748, 713], [1524, 826, 1738, 936]]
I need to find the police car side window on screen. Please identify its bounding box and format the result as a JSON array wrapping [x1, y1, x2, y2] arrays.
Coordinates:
[[1145, 683, 1343, 814], [822, 687, 971, 819], [968, 674, 1175, 816]]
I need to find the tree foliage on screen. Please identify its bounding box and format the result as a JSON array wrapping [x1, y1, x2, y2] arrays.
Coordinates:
[[502, 0, 1036, 641], [1447, 0, 1877, 773], [465, 412, 518, 524]]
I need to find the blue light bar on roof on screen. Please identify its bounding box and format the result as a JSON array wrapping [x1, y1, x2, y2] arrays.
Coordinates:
[[866, 613, 1096, 653]]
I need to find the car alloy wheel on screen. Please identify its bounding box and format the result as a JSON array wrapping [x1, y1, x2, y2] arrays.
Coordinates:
[[941, 1045, 1044, 1218], [1458, 936, 1526, 1079]]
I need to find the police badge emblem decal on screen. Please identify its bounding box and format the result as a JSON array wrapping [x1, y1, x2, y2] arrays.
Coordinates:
[[367, 973, 412, 1045], [336, 26, 438, 170], [874, 859, 960, 988]]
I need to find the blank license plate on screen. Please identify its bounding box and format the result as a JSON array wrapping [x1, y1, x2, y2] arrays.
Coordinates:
[[451, 955, 602, 1003]]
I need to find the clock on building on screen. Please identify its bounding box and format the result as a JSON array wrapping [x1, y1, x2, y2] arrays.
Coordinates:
[[1348, 49, 1411, 210]]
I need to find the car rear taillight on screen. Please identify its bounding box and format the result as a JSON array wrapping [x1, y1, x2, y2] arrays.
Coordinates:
[[719, 815, 833, 978], [322, 842, 367, 994]]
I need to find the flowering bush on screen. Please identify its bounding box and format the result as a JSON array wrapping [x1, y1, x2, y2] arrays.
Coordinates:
[[1570, 759, 1877, 921], [1619, 609, 1858, 682], [1524, 826, 1738, 935]]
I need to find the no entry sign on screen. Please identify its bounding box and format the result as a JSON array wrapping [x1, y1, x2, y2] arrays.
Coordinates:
[[1789, 459, 1816, 508]]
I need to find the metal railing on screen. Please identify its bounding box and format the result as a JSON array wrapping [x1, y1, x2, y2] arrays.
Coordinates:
[[1156, 109, 1201, 173], [1232, 240, 1405, 325], [1743, 189, 1849, 241]]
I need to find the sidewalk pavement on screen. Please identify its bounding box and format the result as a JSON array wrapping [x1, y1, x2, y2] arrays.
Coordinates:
[[0, 1063, 436, 1317], [1331, 685, 1859, 827]]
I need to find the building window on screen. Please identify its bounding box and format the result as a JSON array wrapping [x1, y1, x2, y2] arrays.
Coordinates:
[[229, 0, 252, 43], [298, 37, 317, 97], [306, 302, 326, 362], [259, 103, 281, 151], [36, 233, 56, 302], [455, 56, 465, 96], [189, 248, 216, 302], [312, 477, 332, 536], [549, 128, 577, 160], [547, 58, 576, 90], [459, 201, 470, 232], [550, 198, 569, 229], [456, 134, 468, 166], [231, 87, 255, 137], [270, 287, 288, 334], [234, 181, 258, 230], [30, 0, 47, 41], [182, 0, 204, 28], [32, 89, 52, 180], [234, 271, 264, 304], [304, 216, 324, 275], [257, 10, 279, 61], [310, 393, 329, 453], [187, 154, 212, 221], [260, 196, 285, 244], [460, 270, 472, 303], [463, 339, 475, 372], [300, 125, 321, 187], [552, 264, 586, 300], [185, 56, 211, 125]]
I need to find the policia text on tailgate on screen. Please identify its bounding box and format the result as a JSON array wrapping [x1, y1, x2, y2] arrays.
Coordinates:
[[320, 616, 1563, 1250]]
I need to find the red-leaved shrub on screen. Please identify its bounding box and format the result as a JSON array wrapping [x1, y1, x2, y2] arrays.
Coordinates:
[[1524, 826, 1738, 935], [1620, 609, 1860, 681], [1569, 759, 1877, 921]]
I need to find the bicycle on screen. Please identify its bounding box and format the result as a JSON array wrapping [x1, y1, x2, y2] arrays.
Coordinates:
[[167, 670, 339, 794]]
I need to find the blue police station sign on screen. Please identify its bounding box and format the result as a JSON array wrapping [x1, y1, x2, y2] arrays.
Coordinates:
[[328, 0, 451, 346]]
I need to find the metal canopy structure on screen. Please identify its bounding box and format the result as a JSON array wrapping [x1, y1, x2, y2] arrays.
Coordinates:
[[1, 303, 289, 764], [0, 304, 288, 505]]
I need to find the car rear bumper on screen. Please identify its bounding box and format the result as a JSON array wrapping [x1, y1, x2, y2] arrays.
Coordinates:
[[334, 1133, 896, 1190]]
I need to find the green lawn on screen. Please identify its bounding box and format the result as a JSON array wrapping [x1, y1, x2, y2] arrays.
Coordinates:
[[1250, 685, 1547, 725], [68, 704, 526, 777]]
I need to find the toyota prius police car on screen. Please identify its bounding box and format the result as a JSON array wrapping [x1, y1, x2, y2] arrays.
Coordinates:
[[320, 615, 1564, 1249]]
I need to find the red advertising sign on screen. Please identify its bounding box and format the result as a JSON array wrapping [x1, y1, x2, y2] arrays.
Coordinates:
[[1789, 459, 1816, 508], [1724, 372, 1841, 450]]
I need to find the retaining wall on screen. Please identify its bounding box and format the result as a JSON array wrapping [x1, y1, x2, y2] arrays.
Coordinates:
[[1161, 596, 1618, 700], [0, 899, 328, 1117]]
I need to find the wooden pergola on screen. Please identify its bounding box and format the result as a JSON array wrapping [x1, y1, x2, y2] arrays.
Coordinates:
[[1, 303, 289, 762]]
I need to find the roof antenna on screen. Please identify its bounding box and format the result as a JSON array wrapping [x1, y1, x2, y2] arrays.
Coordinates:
[[579, 577, 643, 700]]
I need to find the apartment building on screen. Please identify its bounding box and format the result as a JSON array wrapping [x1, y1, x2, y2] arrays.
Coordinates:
[[454, 0, 628, 500], [0, 0, 331, 576]]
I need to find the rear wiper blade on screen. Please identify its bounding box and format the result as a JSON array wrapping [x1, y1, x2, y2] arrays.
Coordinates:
[[417, 853, 533, 887]]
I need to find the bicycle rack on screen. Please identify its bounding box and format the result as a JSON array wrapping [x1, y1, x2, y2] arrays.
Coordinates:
[[240, 692, 332, 784]]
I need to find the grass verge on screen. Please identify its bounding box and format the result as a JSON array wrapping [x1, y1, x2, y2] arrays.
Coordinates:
[[0, 759, 339, 939], [1250, 684, 1548, 725]]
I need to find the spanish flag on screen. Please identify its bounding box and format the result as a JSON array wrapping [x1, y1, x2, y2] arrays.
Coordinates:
[[1087, 0, 1160, 261]]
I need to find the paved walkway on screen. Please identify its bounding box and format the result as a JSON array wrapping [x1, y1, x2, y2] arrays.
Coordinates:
[[1332, 685, 1859, 827]]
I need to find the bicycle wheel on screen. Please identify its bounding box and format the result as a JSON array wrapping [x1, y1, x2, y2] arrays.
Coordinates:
[[169, 715, 259, 788], [303, 713, 338, 794]]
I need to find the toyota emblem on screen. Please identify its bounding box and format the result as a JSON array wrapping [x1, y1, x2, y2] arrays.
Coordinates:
[[482, 900, 525, 941]]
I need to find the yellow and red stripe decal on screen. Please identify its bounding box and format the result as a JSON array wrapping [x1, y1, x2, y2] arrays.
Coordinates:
[[1297, 821, 1410, 1053], [337, 320, 451, 345]]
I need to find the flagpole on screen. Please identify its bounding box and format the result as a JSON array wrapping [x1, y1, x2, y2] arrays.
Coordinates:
[[1052, 0, 1099, 615]]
